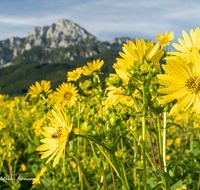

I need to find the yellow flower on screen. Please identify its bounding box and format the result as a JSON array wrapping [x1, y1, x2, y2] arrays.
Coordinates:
[[167, 139, 173, 146], [106, 86, 141, 106], [27, 80, 52, 99], [24, 111, 30, 118], [158, 49, 200, 115], [30, 106, 36, 114], [32, 167, 47, 185], [21, 164, 26, 171], [156, 31, 174, 46], [36, 104, 72, 167], [166, 155, 171, 160], [168, 27, 200, 58], [32, 174, 41, 185], [72, 161, 77, 169], [82, 59, 104, 75], [90, 158, 95, 169], [175, 137, 182, 144], [194, 123, 200, 129], [119, 38, 164, 65], [82, 79, 92, 90], [55, 82, 78, 108], [67, 67, 83, 82]]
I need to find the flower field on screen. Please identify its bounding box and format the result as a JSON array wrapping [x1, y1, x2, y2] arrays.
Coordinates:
[[1, 29, 200, 190]]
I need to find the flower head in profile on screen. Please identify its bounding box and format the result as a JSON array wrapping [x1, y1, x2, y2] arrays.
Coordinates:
[[106, 86, 141, 107], [67, 67, 83, 82], [27, 80, 52, 99], [82, 59, 104, 75], [36, 104, 72, 167], [55, 82, 78, 108], [158, 49, 200, 115], [168, 27, 200, 58], [156, 31, 174, 46], [119, 38, 164, 65]]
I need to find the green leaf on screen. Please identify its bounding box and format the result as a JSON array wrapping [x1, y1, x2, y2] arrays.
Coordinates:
[[170, 180, 183, 188], [151, 183, 163, 190], [40, 178, 52, 188], [147, 176, 159, 187]]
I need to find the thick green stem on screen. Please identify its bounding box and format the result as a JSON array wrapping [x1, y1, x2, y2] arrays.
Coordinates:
[[163, 112, 167, 172], [157, 114, 164, 171], [142, 80, 147, 190], [123, 121, 156, 171], [77, 101, 83, 190]]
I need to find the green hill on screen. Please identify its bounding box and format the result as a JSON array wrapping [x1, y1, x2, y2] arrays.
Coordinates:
[[0, 50, 120, 97]]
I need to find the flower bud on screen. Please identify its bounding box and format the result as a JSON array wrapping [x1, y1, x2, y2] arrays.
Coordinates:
[[81, 122, 93, 132]]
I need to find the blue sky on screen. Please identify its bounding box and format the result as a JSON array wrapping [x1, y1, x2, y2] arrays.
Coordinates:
[[1, 0, 200, 48]]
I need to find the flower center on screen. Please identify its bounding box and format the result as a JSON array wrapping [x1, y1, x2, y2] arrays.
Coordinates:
[[163, 38, 168, 43], [64, 92, 72, 100], [73, 73, 78, 78], [185, 76, 200, 93]]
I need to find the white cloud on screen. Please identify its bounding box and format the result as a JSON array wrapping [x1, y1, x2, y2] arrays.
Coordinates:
[[0, 0, 200, 42]]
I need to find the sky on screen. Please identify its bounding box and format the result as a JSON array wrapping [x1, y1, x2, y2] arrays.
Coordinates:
[[0, 0, 200, 49]]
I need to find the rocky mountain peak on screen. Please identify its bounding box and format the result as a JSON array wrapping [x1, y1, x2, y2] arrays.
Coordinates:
[[0, 19, 135, 67]]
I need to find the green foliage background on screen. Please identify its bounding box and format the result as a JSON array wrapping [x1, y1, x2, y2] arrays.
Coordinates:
[[0, 50, 119, 96]]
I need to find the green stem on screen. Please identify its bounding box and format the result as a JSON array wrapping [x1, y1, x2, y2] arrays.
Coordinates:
[[112, 154, 129, 190], [163, 112, 167, 172], [157, 114, 163, 171], [66, 162, 78, 189], [73, 156, 92, 190], [123, 121, 156, 171], [77, 101, 83, 190], [142, 79, 147, 190], [89, 141, 108, 190]]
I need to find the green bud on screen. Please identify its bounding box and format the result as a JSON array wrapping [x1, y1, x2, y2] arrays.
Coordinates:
[[123, 89, 131, 96], [93, 75, 99, 83], [79, 81, 83, 89], [81, 122, 93, 132], [92, 71, 99, 76], [139, 63, 149, 75], [109, 113, 120, 126], [104, 108, 111, 119], [90, 107, 98, 115]]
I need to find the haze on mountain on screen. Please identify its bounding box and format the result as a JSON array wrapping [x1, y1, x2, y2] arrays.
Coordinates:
[[0, 19, 134, 68]]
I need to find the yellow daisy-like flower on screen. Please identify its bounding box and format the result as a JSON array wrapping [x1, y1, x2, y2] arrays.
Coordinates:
[[166, 155, 171, 161], [119, 38, 164, 65], [175, 137, 182, 144], [36, 104, 72, 167], [167, 139, 173, 146], [168, 27, 200, 58], [55, 82, 78, 108], [67, 67, 83, 82], [156, 31, 174, 46], [27, 80, 52, 99], [158, 49, 200, 115], [82, 59, 104, 75], [106, 86, 141, 106]]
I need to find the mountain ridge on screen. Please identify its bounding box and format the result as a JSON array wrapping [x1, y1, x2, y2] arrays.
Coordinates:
[[0, 19, 135, 68]]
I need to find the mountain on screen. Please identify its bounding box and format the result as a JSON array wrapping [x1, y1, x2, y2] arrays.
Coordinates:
[[0, 19, 135, 67]]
